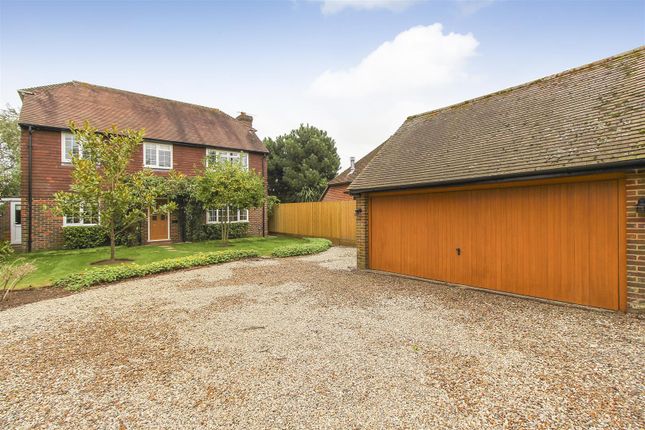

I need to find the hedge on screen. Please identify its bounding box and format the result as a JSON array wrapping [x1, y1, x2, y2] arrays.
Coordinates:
[[271, 238, 332, 257], [202, 222, 248, 241], [62, 226, 108, 249], [54, 249, 259, 291]]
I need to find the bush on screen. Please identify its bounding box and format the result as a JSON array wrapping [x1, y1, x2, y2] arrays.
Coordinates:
[[271, 238, 332, 257], [116, 223, 142, 247], [54, 249, 259, 291], [201, 222, 249, 241], [0, 241, 14, 262], [62, 226, 108, 249]]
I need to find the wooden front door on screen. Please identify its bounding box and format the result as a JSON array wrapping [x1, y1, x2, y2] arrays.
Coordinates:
[[369, 177, 623, 310], [149, 206, 169, 241]]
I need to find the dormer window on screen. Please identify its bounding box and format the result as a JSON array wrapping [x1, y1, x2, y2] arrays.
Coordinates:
[[61, 132, 82, 163]]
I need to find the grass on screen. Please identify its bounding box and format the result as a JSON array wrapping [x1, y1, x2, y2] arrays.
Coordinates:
[[12, 235, 313, 290]]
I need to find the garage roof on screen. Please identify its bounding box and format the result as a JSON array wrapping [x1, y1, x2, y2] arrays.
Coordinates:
[[18, 81, 268, 153], [349, 47, 645, 193]]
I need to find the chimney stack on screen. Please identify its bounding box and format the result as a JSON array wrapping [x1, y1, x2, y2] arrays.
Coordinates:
[[349, 157, 356, 174], [236, 112, 253, 128]]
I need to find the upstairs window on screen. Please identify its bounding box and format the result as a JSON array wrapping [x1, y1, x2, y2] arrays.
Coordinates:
[[206, 207, 249, 224], [144, 142, 173, 169], [61, 132, 82, 163], [206, 149, 249, 170]]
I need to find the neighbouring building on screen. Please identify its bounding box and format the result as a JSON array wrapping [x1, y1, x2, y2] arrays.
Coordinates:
[[14, 81, 268, 251], [349, 47, 645, 312], [320, 144, 384, 202]]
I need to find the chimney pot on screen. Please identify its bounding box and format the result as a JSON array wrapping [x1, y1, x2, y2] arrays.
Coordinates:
[[236, 112, 253, 128], [349, 157, 356, 174]]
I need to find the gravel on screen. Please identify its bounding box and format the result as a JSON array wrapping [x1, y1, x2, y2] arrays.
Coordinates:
[[1, 246, 643, 429]]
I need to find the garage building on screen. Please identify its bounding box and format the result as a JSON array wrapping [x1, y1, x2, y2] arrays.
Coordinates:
[[348, 47, 644, 311]]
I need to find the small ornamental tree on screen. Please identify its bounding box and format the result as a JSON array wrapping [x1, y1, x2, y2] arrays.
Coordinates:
[[193, 159, 265, 244], [53, 121, 176, 261]]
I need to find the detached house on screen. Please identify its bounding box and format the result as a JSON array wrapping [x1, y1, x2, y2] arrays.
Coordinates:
[[14, 81, 268, 251]]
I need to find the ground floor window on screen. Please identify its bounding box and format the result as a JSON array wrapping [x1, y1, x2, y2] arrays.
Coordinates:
[[206, 207, 249, 224], [63, 207, 99, 226]]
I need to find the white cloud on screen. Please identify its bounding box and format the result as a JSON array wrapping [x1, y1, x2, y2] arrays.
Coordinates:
[[317, 0, 419, 15], [310, 24, 478, 98], [283, 23, 480, 168]]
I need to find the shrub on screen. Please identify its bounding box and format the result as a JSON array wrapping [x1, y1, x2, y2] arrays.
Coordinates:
[[62, 226, 108, 249], [0, 241, 14, 262], [271, 238, 332, 257], [202, 222, 249, 240], [1, 259, 36, 301], [116, 223, 142, 247], [54, 249, 259, 291]]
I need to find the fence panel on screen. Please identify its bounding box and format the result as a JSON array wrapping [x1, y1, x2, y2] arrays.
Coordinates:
[[269, 200, 356, 245]]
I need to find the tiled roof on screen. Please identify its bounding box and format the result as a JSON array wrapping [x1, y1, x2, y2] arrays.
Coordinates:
[[328, 142, 386, 185], [18, 81, 268, 153], [349, 47, 645, 193]]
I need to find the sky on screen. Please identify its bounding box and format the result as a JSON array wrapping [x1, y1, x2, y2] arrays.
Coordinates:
[[1, 0, 643, 170]]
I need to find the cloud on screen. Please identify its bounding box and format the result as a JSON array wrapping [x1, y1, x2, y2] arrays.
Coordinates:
[[317, 0, 419, 15], [310, 24, 478, 98]]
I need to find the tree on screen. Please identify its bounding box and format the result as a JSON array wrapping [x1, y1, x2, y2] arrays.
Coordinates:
[[0, 105, 21, 197], [53, 121, 175, 261], [193, 159, 265, 244], [264, 124, 340, 203]]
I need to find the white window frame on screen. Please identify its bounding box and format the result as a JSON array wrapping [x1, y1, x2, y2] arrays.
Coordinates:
[[63, 206, 99, 226], [205, 149, 249, 170], [144, 142, 173, 169], [206, 207, 250, 224], [61, 132, 82, 163]]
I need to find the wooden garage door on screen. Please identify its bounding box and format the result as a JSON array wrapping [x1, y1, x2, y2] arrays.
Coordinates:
[[369, 178, 624, 310]]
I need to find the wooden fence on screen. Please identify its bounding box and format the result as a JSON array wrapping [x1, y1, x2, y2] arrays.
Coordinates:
[[269, 200, 356, 245]]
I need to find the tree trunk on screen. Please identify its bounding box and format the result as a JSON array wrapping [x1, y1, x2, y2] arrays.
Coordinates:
[[110, 221, 116, 260], [222, 220, 229, 244]]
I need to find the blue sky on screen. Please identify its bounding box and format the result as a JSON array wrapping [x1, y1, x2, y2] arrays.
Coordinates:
[[1, 0, 643, 168]]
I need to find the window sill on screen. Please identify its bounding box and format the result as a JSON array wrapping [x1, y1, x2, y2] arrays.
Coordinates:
[[205, 220, 249, 225], [144, 166, 172, 171]]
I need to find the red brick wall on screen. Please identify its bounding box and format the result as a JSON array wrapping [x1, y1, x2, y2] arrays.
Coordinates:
[[20, 128, 267, 250], [0, 202, 11, 243], [321, 184, 352, 202], [626, 170, 645, 311]]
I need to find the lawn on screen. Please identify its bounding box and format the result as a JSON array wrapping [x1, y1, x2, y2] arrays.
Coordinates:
[[12, 235, 311, 290]]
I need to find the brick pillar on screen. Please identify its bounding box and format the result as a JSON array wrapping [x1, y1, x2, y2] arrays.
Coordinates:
[[626, 169, 645, 311], [355, 193, 369, 270]]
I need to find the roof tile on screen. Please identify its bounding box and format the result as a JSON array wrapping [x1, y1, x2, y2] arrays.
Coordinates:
[[18, 81, 267, 153]]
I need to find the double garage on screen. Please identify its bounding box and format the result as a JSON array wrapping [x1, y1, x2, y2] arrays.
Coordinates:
[[368, 175, 626, 311]]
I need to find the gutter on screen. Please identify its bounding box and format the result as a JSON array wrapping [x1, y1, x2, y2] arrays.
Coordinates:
[[348, 159, 645, 195], [27, 126, 33, 252]]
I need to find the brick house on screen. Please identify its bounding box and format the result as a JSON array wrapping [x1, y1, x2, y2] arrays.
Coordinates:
[[15, 81, 268, 251], [349, 47, 645, 312], [320, 144, 384, 202]]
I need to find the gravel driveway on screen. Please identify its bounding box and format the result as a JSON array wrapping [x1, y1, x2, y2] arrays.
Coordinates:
[[1, 247, 643, 429]]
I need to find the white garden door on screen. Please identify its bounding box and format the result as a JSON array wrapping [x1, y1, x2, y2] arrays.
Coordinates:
[[10, 201, 21, 245]]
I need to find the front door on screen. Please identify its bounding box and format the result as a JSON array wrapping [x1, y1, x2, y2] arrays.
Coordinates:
[[149, 205, 169, 241], [10, 201, 21, 245]]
